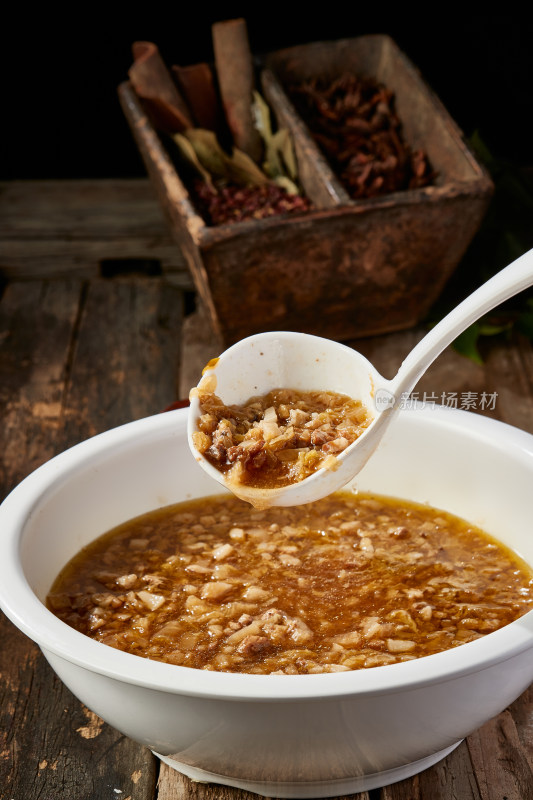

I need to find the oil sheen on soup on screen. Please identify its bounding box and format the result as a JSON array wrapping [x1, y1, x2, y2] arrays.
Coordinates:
[[47, 492, 533, 675]]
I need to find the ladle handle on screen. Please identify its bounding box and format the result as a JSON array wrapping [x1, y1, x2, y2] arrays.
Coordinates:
[[392, 247, 533, 399]]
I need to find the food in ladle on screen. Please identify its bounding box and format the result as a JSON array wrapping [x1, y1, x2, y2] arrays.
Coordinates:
[[47, 491, 533, 675], [190, 386, 371, 488]]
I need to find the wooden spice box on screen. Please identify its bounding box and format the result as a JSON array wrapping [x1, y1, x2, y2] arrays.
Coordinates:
[[118, 34, 493, 346]]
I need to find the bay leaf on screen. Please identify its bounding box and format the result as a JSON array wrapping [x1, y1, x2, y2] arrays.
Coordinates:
[[252, 90, 273, 142], [274, 175, 299, 195], [263, 142, 283, 181], [263, 132, 298, 187], [184, 129, 229, 179], [271, 128, 298, 181], [253, 91, 300, 188], [226, 147, 270, 187], [172, 132, 214, 188], [184, 128, 269, 187]]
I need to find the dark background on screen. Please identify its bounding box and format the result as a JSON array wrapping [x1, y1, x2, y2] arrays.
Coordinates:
[[3, 7, 533, 180]]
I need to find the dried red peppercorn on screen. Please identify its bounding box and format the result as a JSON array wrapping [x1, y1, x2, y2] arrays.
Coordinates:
[[193, 180, 312, 226], [288, 73, 436, 200]]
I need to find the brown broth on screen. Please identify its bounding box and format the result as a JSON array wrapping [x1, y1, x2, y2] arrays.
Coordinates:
[[47, 492, 533, 674]]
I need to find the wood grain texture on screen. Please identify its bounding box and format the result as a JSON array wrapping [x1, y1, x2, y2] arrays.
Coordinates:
[[382, 741, 482, 800], [119, 57, 493, 347], [0, 180, 190, 282], [466, 688, 533, 800], [55, 277, 184, 449], [0, 279, 81, 496], [0, 275, 184, 800], [156, 763, 372, 800], [3, 296, 531, 799], [0, 173, 532, 797], [0, 644, 157, 800]]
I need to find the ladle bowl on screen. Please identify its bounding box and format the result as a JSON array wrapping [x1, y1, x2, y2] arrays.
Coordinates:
[[188, 247, 533, 506]]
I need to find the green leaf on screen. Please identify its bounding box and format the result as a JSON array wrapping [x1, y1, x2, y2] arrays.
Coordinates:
[[453, 324, 484, 365], [477, 321, 512, 337], [516, 310, 533, 339], [452, 317, 511, 363], [468, 130, 494, 168]]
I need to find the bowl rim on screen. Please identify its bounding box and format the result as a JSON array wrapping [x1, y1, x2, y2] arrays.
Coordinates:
[[1, 405, 533, 702]]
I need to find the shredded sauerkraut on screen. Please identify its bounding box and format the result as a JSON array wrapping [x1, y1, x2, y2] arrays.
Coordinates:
[[191, 387, 371, 488]]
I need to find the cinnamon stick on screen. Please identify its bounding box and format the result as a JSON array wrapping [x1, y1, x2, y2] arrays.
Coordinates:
[[172, 63, 223, 133], [129, 41, 193, 133], [211, 18, 263, 162]]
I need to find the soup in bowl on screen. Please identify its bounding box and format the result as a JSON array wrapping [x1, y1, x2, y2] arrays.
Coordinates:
[[0, 404, 532, 798]]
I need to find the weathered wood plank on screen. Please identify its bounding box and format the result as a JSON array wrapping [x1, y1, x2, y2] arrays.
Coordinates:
[[0, 179, 191, 283], [1, 645, 157, 800], [482, 333, 533, 435], [56, 277, 184, 449], [0, 276, 185, 800], [382, 741, 482, 800], [156, 762, 372, 800], [0, 279, 81, 496], [508, 684, 533, 756], [466, 688, 533, 800], [178, 304, 223, 400], [2, 268, 533, 799]]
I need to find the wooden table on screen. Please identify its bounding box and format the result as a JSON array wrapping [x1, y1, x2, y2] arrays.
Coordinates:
[[1, 180, 532, 800]]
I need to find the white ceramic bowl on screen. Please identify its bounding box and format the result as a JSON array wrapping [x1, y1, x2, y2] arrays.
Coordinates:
[[1, 405, 533, 798]]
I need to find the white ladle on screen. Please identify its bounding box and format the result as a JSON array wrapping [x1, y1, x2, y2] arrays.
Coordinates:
[[188, 247, 533, 507]]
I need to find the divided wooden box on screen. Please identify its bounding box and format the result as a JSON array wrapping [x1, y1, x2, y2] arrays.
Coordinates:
[[118, 34, 493, 346]]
